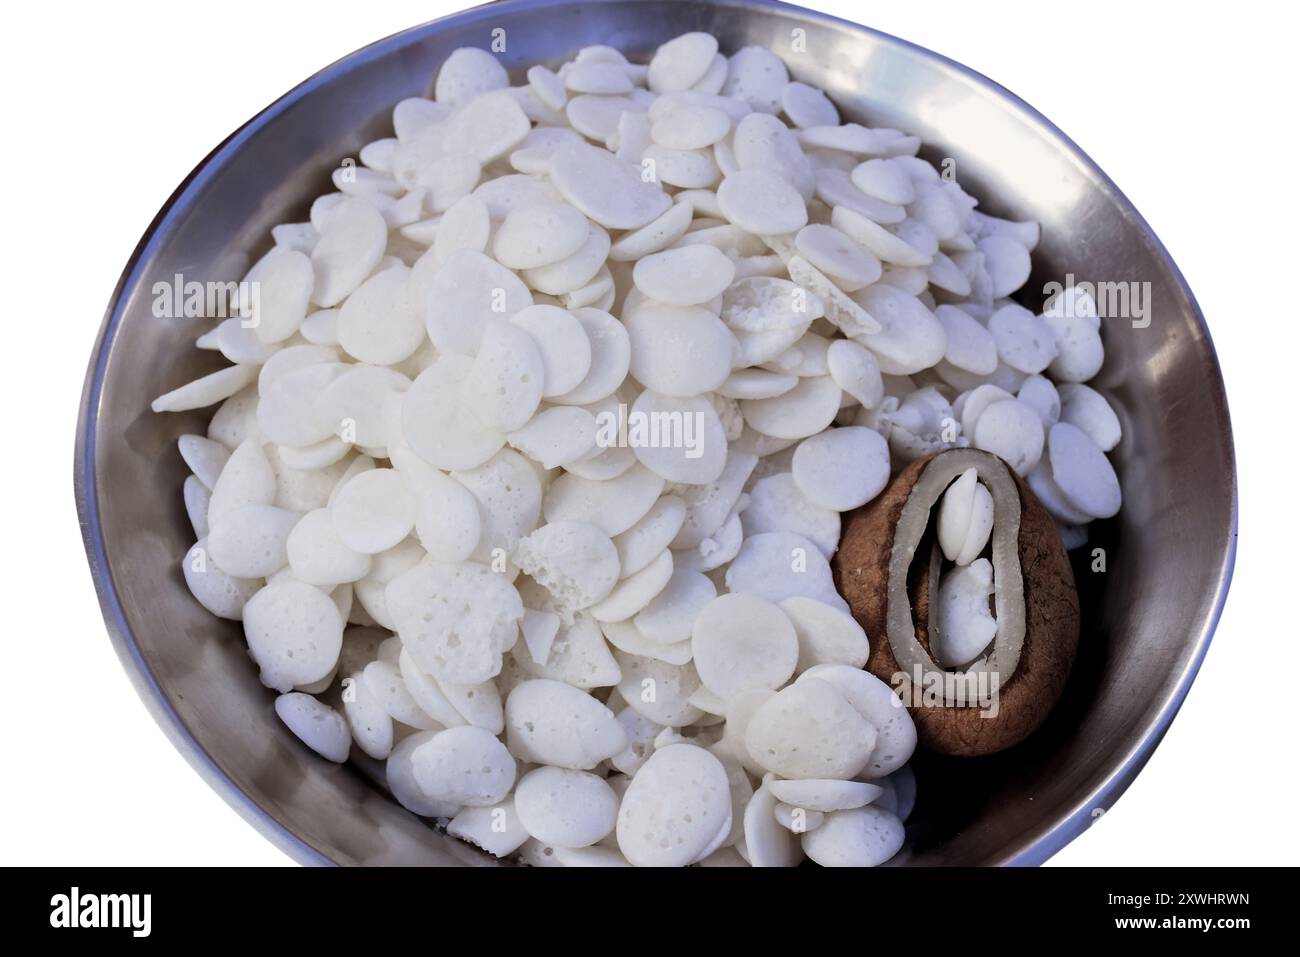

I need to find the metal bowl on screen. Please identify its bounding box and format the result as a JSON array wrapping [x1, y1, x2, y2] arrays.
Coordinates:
[[75, 0, 1236, 865]]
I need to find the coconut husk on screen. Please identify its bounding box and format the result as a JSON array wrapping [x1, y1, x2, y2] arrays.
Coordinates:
[[833, 450, 1079, 756]]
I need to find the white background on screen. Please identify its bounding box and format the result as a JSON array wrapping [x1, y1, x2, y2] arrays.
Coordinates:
[[1, 0, 1292, 866]]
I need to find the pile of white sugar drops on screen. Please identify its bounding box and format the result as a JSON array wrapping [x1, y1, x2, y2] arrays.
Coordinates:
[[153, 32, 1123, 867]]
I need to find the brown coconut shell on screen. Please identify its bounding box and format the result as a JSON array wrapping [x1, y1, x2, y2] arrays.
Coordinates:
[[833, 451, 1080, 757]]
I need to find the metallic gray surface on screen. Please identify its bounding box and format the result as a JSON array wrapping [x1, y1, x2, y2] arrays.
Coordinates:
[[75, 0, 1236, 866]]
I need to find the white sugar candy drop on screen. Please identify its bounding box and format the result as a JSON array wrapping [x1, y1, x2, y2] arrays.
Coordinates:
[[514, 767, 618, 848], [634, 566, 717, 646], [505, 679, 627, 769], [243, 580, 344, 693], [508, 406, 598, 470], [403, 356, 506, 471], [387, 558, 522, 685], [743, 778, 802, 867], [795, 224, 882, 287], [651, 103, 731, 150], [774, 803, 824, 833], [509, 304, 592, 397], [182, 539, 260, 620], [744, 680, 875, 780], [337, 266, 424, 365], [426, 249, 533, 356], [513, 521, 620, 618], [274, 693, 350, 763], [972, 398, 1045, 475], [439, 91, 531, 165], [617, 744, 730, 866], [287, 507, 371, 586], [435, 47, 509, 106], [854, 283, 948, 375], [527, 64, 567, 111], [717, 368, 798, 400], [521, 221, 611, 296], [550, 309, 631, 406], [448, 798, 531, 858], [550, 142, 671, 230], [256, 361, 344, 448], [1058, 383, 1121, 451], [511, 612, 620, 689], [609, 200, 695, 262], [768, 778, 882, 813], [934, 558, 998, 667], [318, 364, 410, 449], [781, 81, 838, 128], [936, 304, 998, 375], [625, 303, 735, 396], [801, 806, 904, 867], [629, 390, 729, 485], [1047, 422, 1122, 519], [544, 463, 665, 538], [603, 621, 692, 665], [740, 375, 842, 440], [717, 168, 809, 235], [691, 594, 798, 700], [207, 504, 299, 578], [460, 319, 545, 432], [398, 649, 467, 730], [850, 158, 915, 206], [648, 33, 720, 93], [362, 659, 440, 730], [310, 197, 387, 307], [731, 113, 814, 199], [588, 549, 673, 622], [826, 339, 885, 410], [614, 496, 687, 578], [330, 468, 414, 555], [791, 426, 890, 511], [1017, 374, 1061, 428], [207, 317, 275, 365], [183, 478, 211, 539], [1046, 311, 1105, 383], [722, 46, 788, 113], [989, 303, 1058, 374], [245, 246, 314, 345], [385, 731, 453, 815], [565, 60, 634, 95], [937, 467, 995, 566], [433, 194, 491, 263], [642, 144, 721, 189], [492, 202, 590, 269], [978, 235, 1032, 298], [566, 92, 644, 141], [798, 665, 917, 778], [830, 205, 931, 267], [613, 650, 704, 727], [208, 437, 275, 522], [742, 473, 839, 558], [152, 364, 258, 414], [632, 245, 735, 306], [411, 725, 516, 807], [779, 596, 870, 672]]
